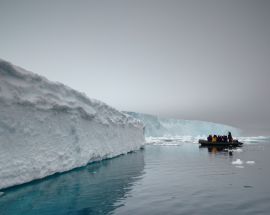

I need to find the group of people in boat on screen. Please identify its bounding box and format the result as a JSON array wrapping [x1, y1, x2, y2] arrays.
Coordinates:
[[207, 132, 233, 143]]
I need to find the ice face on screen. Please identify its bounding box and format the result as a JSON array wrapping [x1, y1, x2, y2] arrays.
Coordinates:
[[125, 112, 241, 137], [0, 59, 145, 190]]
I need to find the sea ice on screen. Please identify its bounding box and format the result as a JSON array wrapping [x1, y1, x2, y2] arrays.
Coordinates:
[[232, 159, 243, 165], [246, 161, 255, 164], [237, 136, 270, 144]]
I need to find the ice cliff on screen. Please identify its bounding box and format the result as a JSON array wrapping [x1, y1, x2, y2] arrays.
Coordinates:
[[0, 59, 145, 190], [125, 112, 241, 137]]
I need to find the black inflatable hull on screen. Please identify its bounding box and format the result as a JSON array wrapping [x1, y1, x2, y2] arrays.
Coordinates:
[[198, 139, 243, 147]]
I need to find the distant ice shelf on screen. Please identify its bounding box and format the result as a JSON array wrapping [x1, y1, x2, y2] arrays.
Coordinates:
[[0, 59, 145, 190], [124, 112, 241, 137]]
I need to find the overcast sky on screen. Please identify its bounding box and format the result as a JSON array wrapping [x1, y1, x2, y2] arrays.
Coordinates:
[[0, 0, 270, 135]]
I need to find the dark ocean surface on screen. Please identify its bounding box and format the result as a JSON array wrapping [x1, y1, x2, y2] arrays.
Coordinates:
[[0, 138, 270, 215]]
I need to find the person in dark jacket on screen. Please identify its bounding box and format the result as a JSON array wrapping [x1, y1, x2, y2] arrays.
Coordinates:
[[207, 135, 213, 142], [228, 132, 233, 142]]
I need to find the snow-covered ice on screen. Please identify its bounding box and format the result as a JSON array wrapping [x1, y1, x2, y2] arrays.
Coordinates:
[[0, 59, 145, 190], [125, 112, 241, 137], [232, 159, 243, 165]]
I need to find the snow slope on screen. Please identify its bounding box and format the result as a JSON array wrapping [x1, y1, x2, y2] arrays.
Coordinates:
[[125, 112, 241, 137], [0, 59, 145, 190]]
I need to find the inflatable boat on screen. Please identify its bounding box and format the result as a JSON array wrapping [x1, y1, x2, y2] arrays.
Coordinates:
[[198, 139, 243, 147]]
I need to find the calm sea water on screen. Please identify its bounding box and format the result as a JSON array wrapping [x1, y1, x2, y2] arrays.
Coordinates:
[[1, 139, 270, 215]]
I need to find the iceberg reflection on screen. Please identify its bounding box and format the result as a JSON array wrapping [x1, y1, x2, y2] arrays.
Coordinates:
[[0, 150, 145, 215]]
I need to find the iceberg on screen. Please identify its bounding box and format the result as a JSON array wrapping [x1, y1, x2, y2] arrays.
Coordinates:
[[0, 59, 145, 190], [125, 112, 241, 137]]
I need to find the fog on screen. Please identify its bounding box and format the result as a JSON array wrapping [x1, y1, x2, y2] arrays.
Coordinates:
[[0, 0, 269, 135]]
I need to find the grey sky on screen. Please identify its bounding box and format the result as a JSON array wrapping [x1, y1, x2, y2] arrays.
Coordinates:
[[0, 0, 270, 135]]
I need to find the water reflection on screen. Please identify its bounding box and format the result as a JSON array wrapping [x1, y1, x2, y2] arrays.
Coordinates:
[[199, 145, 235, 156], [0, 150, 145, 215]]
